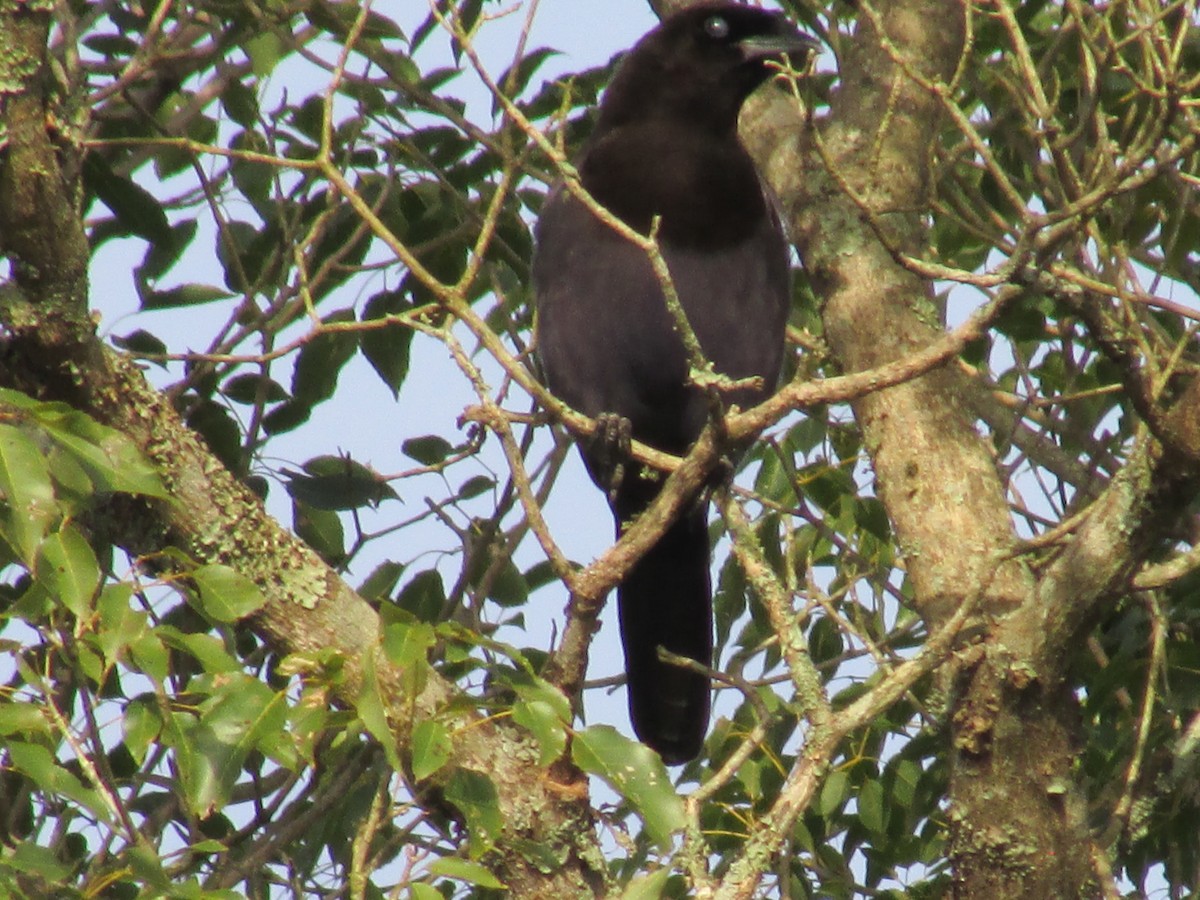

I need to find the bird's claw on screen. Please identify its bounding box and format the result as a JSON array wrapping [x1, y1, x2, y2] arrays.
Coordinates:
[[712, 455, 735, 489], [591, 412, 633, 503]]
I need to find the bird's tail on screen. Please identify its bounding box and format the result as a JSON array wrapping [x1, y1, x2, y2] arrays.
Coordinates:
[[615, 503, 712, 765]]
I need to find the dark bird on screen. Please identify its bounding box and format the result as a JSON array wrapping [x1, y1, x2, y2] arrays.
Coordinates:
[[533, 3, 815, 764]]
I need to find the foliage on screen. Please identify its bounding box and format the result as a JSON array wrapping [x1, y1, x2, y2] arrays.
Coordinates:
[[0, 0, 1198, 897]]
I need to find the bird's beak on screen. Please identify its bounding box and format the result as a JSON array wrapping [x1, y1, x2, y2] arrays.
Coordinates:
[[738, 31, 821, 68]]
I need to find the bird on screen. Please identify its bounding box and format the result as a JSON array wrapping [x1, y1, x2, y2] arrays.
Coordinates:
[[533, 3, 816, 764]]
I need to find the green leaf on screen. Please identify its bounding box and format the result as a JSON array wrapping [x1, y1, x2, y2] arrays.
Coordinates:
[[35, 524, 102, 617], [620, 868, 672, 900], [84, 153, 173, 246], [37, 409, 168, 499], [361, 290, 414, 397], [408, 885, 444, 900], [494, 47, 561, 115], [125, 842, 172, 892], [221, 81, 260, 128], [222, 373, 288, 405], [381, 618, 436, 669], [214, 219, 267, 290], [572, 725, 686, 850], [816, 769, 849, 817], [162, 712, 229, 818], [130, 630, 170, 683], [231, 133, 275, 217], [485, 558, 528, 607], [0, 702, 50, 737], [163, 680, 286, 818], [112, 329, 169, 361], [401, 435, 454, 466], [245, 31, 284, 78], [92, 583, 144, 667], [8, 741, 104, 816], [137, 219, 199, 282], [426, 857, 505, 890], [853, 497, 891, 542], [358, 561, 405, 603], [889, 757, 920, 809], [291, 309, 358, 405], [395, 569, 446, 621], [457, 475, 494, 500], [511, 697, 568, 766], [284, 455, 396, 510], [513, 672, 573, 720], [204, 679, 289, 766], [46, 441, 94, 503], [83, 33, 138, 55], [509, 673, 571, 765], [123, 694, 163, 765], [159, 627, 241, 674], [357, 651, 403, 771], [0, 422, 58, 564], [140, 283, 235, 310], [411, 719, 451, 780], [859, 777, 886, 834], [185, 400, 244, 474], [443, 769, 503, 858], [191, 564, 266, 622], [261, 399, 311, 436], [3, 841, 72, 884], [292, 500, 346, 566]]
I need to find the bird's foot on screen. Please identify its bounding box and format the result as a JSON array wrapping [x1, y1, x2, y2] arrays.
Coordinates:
[[590, 412, 632, 504], [704, 455, 736, 495], [690, 455, 735, 511]]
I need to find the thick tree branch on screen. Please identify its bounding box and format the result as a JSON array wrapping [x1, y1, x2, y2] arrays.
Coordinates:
[[734, 0, 1153, 894], [743, 1, 1033, 629]]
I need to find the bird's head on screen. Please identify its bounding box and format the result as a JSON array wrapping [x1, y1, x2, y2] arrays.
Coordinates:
[[596, 3, 820, 135]]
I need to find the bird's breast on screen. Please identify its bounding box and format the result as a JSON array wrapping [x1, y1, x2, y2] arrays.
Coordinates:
[[578, 124, 767, 250]]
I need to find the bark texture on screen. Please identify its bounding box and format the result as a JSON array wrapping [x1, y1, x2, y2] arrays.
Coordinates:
[[738, 0, 1198, 894]]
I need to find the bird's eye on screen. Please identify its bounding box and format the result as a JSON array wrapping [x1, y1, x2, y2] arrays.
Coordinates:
[[703, 15, 730, 39]]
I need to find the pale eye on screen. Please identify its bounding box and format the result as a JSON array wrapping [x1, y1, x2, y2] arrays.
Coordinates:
[[703, 15, 730, 39]]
